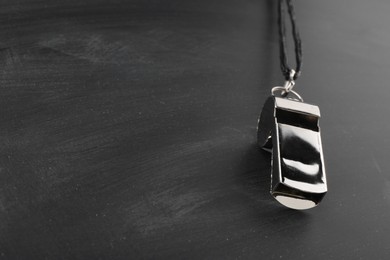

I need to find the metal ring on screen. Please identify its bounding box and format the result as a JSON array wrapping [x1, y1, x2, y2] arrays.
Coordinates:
[[271, 86, 286, 95], [283, 80, 295, 92], [283, 69, 296, 92], [288, 69, 296, 81], [271, 86, 303, 102]]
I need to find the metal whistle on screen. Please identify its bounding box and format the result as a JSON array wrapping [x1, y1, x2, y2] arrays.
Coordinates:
[[257, 95, 327, 210]]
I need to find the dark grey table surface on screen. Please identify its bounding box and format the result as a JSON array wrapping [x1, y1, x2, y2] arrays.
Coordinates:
[[1, 0, 390, 259]]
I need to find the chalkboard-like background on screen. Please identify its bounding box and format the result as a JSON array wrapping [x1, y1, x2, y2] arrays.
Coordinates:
[[1, 0, 390, 259]]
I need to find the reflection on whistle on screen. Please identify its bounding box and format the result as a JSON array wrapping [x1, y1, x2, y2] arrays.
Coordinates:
[[282, 158, 319, 176], [257, 96, 327, 210]]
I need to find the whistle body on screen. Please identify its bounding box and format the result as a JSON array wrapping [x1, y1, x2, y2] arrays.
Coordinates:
[[258, 96, 327, 210]]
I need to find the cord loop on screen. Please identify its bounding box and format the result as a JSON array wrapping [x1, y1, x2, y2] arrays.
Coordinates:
[[278, 0, 302, 81]]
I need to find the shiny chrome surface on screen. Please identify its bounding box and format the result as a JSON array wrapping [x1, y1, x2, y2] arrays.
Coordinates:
[[257, 96, 327, 210]]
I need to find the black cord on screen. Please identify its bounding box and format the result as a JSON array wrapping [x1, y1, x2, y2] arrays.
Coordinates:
[[278, 0, 302, 81]]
